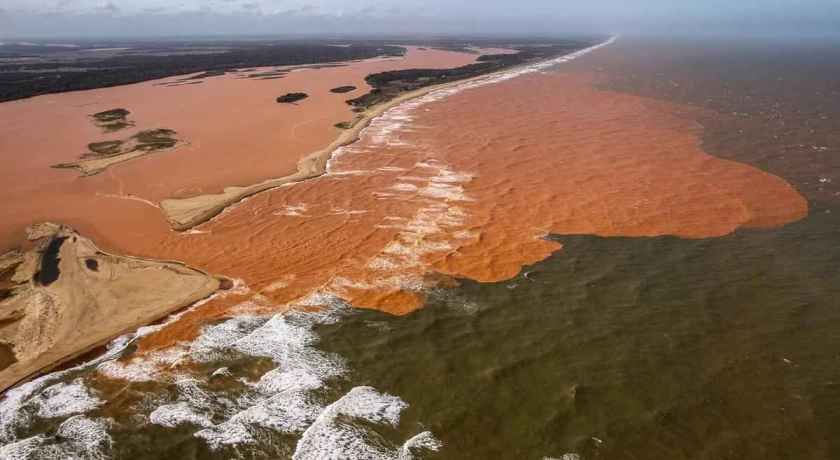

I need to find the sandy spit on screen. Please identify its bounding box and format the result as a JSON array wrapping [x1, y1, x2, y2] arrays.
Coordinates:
[[0, 223, 222, 392]]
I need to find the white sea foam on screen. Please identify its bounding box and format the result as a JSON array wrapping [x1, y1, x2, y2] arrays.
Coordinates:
[[0, 361, 112, 445], [0, 416, 112, 460], [150, 401, 214, 428], [275, 204, 308, 217], [55, 416, 113, 458], [36, 379, 103, 419], [293, 386, 438, 460], [143, 302, 349, 450], [398, 431, 443, 460], [391, 183, 419, 192], [0, 435, 47, 460]]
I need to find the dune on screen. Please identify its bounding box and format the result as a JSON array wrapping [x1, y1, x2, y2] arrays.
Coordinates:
[[0, 223, 221, 392]]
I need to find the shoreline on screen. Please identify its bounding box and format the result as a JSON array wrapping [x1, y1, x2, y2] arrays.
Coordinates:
[[160, 37, 617, 231], [0, 223, 224, 393]]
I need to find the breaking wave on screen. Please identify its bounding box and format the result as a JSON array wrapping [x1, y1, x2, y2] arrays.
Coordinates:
[[0, 295, 438, 458]]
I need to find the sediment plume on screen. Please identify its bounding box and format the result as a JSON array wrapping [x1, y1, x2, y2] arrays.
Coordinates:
[[0, 47, 482, 252], [132, 40, 807, 353], [0, 38, 808, 373]]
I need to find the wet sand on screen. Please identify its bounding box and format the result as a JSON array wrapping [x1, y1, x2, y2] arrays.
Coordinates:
[[127, 42, 807, 352], [0, 47, 480, 251]]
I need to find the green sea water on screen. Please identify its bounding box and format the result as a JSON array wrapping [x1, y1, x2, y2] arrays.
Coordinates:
[[317, 207, 840, 459]]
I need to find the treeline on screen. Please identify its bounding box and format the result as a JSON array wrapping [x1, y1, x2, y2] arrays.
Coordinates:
[[347, 40, 598, 110]]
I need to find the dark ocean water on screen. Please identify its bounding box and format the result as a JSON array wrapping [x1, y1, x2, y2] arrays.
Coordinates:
[[318, 207, 840, 459]]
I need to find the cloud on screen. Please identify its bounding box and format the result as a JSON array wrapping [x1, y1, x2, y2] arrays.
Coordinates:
[[99, 1, 119, 14], [55, 0, 77, 9], [275, 4, 319, 16], [1, 0, 839, 39]]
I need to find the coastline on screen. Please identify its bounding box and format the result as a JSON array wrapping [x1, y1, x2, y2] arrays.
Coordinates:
[[160, 37, 617, 231], [0, 223, 223, 393]]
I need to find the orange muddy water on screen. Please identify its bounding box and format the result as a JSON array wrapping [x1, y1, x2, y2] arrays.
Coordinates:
[[0, 47, 478, 251], [136, 70, 806, 351], [0, 46, 807, 352]]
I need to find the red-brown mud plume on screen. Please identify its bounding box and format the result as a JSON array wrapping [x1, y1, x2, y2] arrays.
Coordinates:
[[0, 47, 479, 251], [0, 39, 808, 356], [132, 64, 807, 352]]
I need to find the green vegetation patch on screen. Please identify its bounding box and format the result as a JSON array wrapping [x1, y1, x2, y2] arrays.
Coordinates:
[[330, 85, 357, 94], [346, 41, 595, 111], [134, 128, 178, 149], [93, 108, 129, 122], [188, 70, 226, 80], [86, 140, 124, 157], [91, 108, 135, 132], [81, 128, 179, 159], [334, 121, 353, 129], [276, 92, 308, 103]]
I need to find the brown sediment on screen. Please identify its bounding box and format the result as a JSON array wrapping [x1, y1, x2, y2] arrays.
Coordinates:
[[0, 41, 809, 364], [0, 223, 220, 392], [159, 63, 527, 231], [0, 46, 482, 253], [158, 45, 565, 231], [586, 38, 840, 210], [133, 57, 807, 352]]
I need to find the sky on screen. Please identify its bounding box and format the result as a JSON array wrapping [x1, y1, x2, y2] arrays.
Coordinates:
[[1, 0, 838, 39]]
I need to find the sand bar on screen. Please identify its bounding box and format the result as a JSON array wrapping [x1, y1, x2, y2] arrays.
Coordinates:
[[0, 223, 221, 392]]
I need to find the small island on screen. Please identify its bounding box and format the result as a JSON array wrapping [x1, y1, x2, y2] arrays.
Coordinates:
[[83, 129, 179, 159], [54, 128, 181, 176], [91, 108, 134, 132], [277, 92, 309, 103], [330, 85, 357, 94]]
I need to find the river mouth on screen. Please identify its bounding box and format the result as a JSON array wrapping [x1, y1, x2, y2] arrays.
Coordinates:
[[1, 36, 837, 459]]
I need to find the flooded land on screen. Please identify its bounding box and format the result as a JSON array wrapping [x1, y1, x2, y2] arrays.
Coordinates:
[[1, 36, 838, 459]]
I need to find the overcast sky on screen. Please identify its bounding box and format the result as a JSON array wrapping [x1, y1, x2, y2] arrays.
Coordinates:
[[2, 0, 838, 39]]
